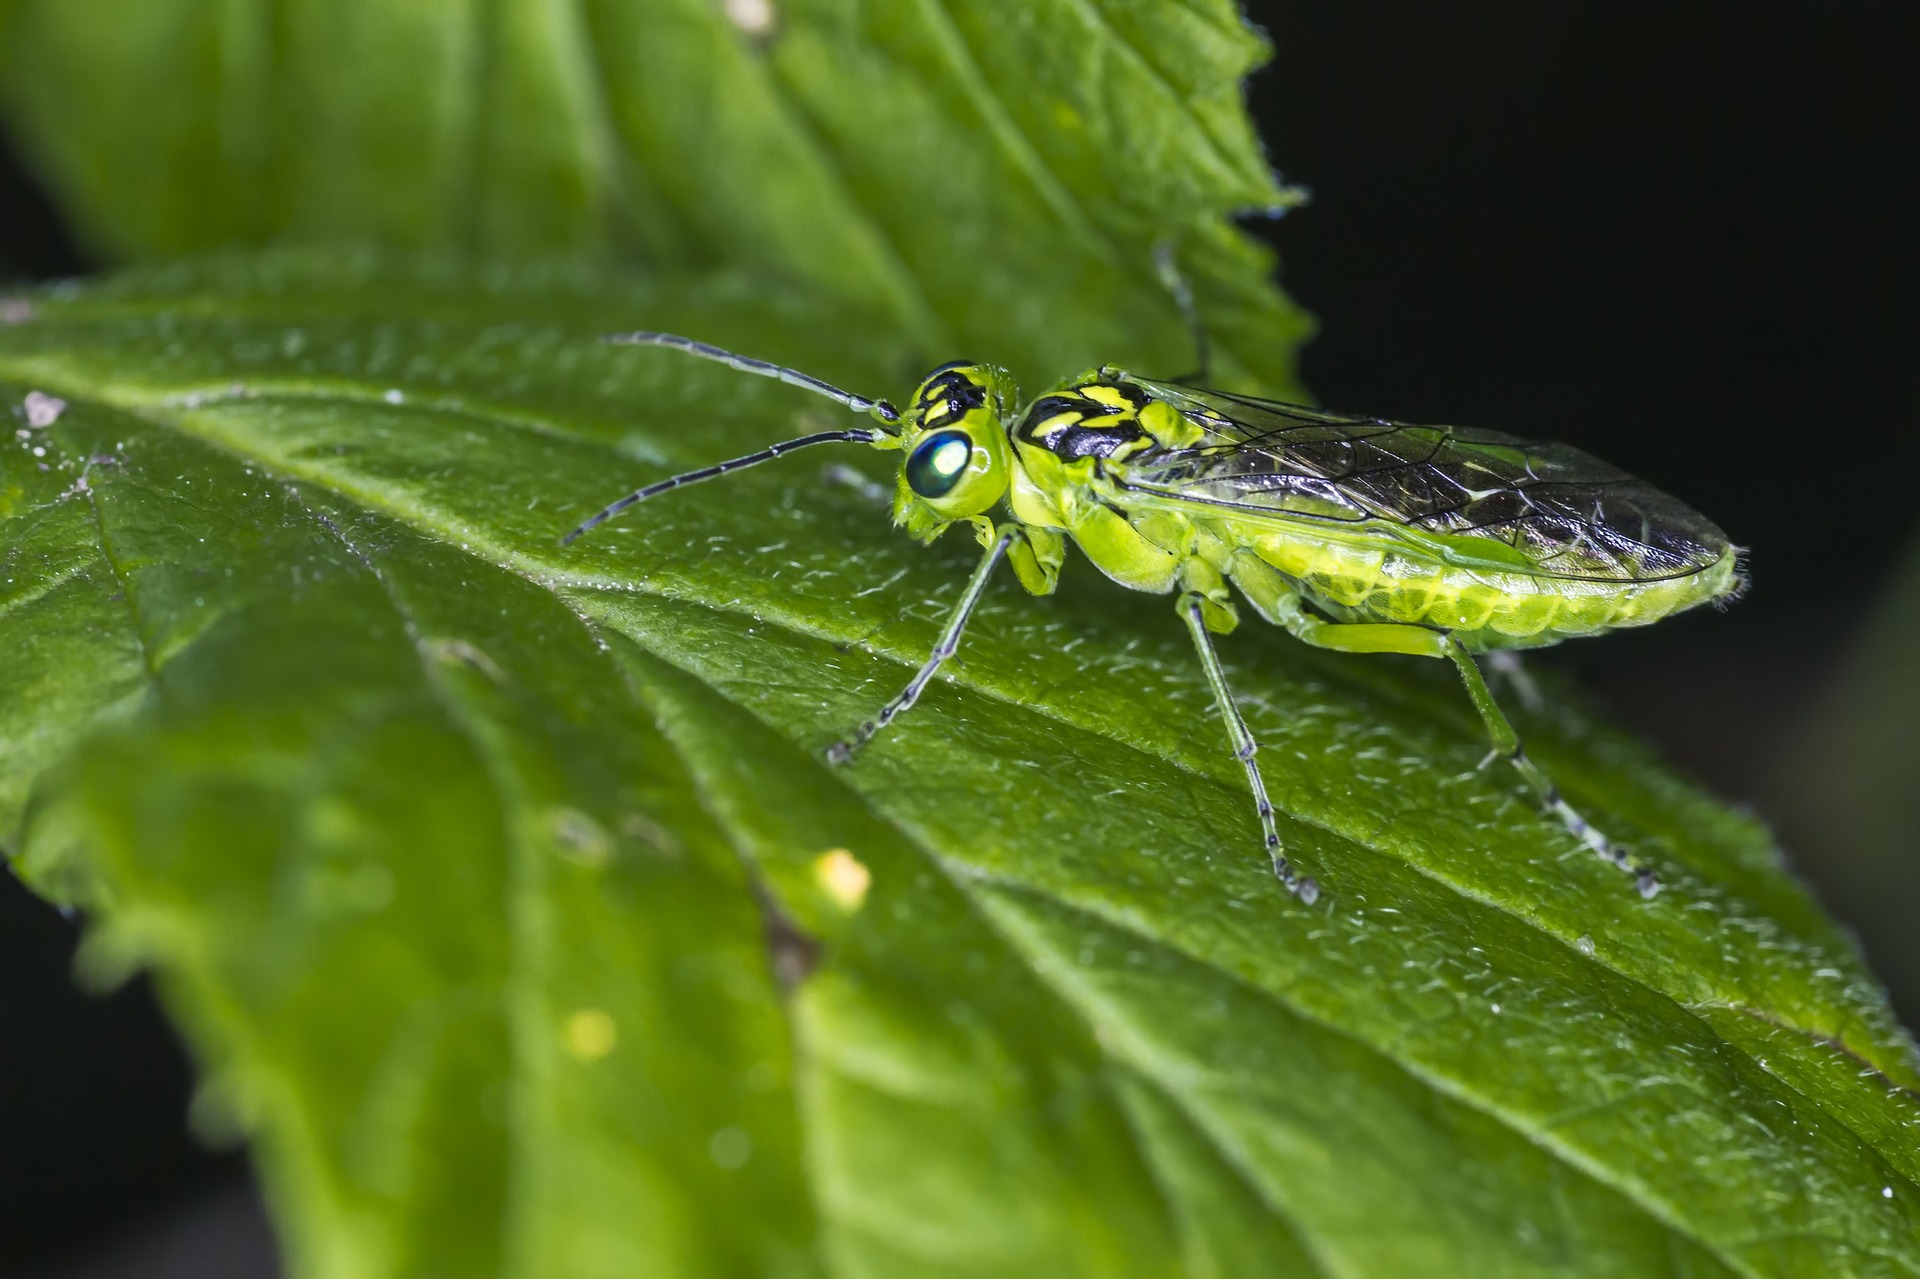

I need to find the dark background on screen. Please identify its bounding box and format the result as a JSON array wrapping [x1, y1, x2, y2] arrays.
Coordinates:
[[3, 2, 1916, 1273]]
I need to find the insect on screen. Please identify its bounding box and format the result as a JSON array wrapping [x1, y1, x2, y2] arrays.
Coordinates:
[[566, 331, 1743, 904]]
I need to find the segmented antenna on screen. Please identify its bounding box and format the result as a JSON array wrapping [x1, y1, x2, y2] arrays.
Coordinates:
[[561, 429, 878, 545], [605, 331, 900, 422]]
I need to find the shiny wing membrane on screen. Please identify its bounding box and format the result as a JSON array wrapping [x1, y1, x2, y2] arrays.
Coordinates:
[[1120, 379, 1732, 584]]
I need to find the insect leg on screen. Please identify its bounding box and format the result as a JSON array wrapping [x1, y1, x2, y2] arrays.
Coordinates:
[[826, 526, 1015, 765], [1153, 243, 1211, 385], [1485, 649, 1545, 714], [1178, 594, 1319, 904], [1441, 638, 1660, 899], [1248, 578, 1660, 898]]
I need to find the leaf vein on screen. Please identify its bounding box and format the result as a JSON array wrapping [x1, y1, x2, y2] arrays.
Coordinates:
[[294, 498, 541, 1267], [953, 871, 1764, 1278], [912, 0, 1107, 252], [81, 484, 160, 684], [1110, 1064, 1344, 1279], [0, 559, 92, 626]]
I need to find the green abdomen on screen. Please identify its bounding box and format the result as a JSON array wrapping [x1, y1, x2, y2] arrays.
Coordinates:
[[1245, 526, 1740, 649]]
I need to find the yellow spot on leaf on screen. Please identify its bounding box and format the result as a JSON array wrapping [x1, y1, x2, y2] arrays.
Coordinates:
[[814, 848, 872, 911], [564, 1009, 618, 1061]]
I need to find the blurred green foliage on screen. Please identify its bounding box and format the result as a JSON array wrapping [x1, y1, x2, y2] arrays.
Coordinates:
[[0, 2, 1916, 1276], [0, 0, 1307, 394], [1785, 535, 1920, 1019]]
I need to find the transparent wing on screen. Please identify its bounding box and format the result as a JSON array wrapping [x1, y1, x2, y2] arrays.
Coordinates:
[[1121, 379, 1732, 584]]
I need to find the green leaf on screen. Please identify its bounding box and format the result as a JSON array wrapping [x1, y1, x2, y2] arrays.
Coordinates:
[[3, 257, 1919, 1276], [0, 0, 1309, 394]]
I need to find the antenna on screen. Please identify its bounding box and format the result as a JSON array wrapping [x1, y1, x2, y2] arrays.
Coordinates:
[[605, 331, 900, 423], [562, 429, 878, 545]]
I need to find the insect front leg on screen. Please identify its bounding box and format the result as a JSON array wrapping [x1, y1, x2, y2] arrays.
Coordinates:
[[1006, 524, 1066, 597], [826, 524, 1015, 765], [1176, 564, 1319, 904]]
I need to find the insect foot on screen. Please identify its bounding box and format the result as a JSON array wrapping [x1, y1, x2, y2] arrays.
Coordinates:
[[1560, 797, 1661, 898], [824, 728, 874, 767], [1268, 852, 1320, 906]]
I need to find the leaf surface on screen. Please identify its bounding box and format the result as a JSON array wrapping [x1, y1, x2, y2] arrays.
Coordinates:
[[2, 260, 1918, 1277]]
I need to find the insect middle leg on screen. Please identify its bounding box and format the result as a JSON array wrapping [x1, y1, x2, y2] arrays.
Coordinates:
[[826, 525, 1015, 765], [1177, 591, 1320, 904], [1241, 576, 1658, 897]]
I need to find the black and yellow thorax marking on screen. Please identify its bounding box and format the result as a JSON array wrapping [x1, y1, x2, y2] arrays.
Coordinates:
[[1013, 377, 1205, 465]]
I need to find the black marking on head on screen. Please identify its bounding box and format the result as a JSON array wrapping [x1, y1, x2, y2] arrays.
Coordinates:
[[916, 368, 989, 427]]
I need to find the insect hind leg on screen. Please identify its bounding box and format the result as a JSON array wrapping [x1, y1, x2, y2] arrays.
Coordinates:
[[1235, 561, 1661, 899], [1443, 639, 1661, 898], [1178, 593, 1319, 904], [1484, 649, 1545, 714]]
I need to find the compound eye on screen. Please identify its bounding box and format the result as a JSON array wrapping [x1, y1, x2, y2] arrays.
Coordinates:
[[906, 430, 973, 499]]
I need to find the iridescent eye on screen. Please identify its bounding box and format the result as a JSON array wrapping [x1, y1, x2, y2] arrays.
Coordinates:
[[906, 430, 973, 499]]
